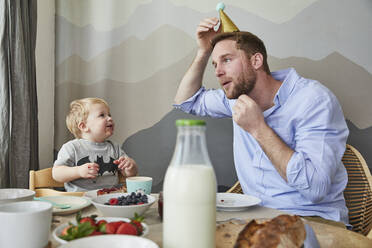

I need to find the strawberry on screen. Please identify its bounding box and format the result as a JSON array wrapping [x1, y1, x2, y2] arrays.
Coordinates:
[[79, 217, 96, 227], [61, 225, 73, 236], [112, 221, 125, 229], [98, 222, 107, 233], [96, 220, 107, 227], [131, 220, 143, 234], [104, 222, 117, 234], [59, 222, 95, 241], [109, 198, 119, 205], [130, 213, 144, 235], [103, 221, 124, 234], [96, 220, 108, 232], [116, 222, 138, 235]]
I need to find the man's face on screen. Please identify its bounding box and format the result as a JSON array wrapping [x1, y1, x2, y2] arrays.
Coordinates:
[[211, 39, 256, 99]]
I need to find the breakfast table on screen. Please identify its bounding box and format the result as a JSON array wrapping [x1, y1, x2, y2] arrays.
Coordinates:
[[49, 194, 372, 248]]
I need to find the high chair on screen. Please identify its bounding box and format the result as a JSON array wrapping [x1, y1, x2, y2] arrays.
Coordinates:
[[29, 168, 84, 197]]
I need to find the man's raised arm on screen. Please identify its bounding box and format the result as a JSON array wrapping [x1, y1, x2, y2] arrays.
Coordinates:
[[174, 18, 220, 104]]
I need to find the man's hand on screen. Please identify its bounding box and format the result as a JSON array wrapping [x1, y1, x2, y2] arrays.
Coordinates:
[[77, 163, 99, 179], [232, 94, 266, 135], [196, 17, 220, 54], [233, 94, 293, 181], [114, 156, 138, 177]]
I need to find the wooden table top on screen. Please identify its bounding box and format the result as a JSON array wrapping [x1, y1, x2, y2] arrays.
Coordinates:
[[49, 194, 372, 248]]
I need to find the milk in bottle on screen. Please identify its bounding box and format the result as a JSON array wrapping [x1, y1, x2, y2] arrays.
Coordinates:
[[163, 119, 217, 248]]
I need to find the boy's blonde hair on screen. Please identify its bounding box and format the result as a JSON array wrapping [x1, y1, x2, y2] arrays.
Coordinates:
[[66, 97, 109, 138]]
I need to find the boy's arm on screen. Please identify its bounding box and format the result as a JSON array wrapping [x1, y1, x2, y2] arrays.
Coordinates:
[[52, 163, 99, 183]]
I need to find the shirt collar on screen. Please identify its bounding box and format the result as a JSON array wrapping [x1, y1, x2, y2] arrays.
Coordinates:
[[263, 68, 299, 117], [271, 68, 299, 107]]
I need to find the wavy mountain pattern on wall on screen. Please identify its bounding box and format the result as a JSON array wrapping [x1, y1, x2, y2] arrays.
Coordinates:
[[56, 0, 372, 74], [56, 25, 195, 84], [56, 0, 320, 28]]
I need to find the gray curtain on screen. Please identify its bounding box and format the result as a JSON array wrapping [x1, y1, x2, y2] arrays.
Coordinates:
[[0, 0, 38, 188]]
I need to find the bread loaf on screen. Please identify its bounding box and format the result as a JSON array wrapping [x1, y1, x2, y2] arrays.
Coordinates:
[[234, 215, 306, 248]]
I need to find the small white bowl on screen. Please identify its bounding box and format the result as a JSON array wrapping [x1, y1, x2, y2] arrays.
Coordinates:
[[0, 188, 35, 204], [91, 193, 156, 218], [0, 201, 52, 248], [58, 235, 159, 248], [53, 217, 149, 244]]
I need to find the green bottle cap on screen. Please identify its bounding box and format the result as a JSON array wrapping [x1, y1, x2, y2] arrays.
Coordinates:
[[175, 119, 206, 126]]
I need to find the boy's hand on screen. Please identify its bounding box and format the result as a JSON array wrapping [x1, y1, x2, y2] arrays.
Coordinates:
[[114, 156, 138, 177], [78, 163, 99, 179]]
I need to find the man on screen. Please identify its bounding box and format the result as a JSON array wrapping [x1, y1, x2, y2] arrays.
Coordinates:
[[174, 17, 349, 226]]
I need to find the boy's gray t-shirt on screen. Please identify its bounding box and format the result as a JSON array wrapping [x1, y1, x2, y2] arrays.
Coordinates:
[[54, 139, 126, 192]]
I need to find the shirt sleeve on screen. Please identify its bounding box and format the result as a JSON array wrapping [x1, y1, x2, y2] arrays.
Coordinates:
[[173, 87, 233, 118], [53, 142, 76, 167], [286, 95, 349, 203]]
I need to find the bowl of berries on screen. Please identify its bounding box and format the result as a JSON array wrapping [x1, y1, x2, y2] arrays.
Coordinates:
[[91, 192, 156, 218], [53, 213, 149, 244]]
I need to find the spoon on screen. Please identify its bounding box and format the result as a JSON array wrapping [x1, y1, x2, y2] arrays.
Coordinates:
[[34, 197, 71, 209]]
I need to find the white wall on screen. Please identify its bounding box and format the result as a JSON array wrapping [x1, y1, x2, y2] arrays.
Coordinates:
[[36, 0, 55, 169]]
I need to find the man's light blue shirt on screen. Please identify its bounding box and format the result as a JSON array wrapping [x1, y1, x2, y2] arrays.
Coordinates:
[[174, 68, 349, 224]]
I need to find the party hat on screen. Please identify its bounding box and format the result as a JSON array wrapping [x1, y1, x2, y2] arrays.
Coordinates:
[[216, 3, 239, 32]]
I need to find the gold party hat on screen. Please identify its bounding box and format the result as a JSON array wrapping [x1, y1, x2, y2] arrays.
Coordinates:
[[216, 3, 239, 32]]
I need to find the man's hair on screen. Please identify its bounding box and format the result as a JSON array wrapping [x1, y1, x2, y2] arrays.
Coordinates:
[[66, 97, 109, 138], [211, 31, 270, 74]]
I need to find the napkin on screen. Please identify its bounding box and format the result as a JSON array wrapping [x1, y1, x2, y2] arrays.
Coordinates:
[[304, 224, 320, 248]]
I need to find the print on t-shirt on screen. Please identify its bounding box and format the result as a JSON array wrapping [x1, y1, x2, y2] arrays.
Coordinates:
[[77, 155, 118, 176]]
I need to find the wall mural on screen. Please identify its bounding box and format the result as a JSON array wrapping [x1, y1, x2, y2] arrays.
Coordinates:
[[55, 0, 372, 192]]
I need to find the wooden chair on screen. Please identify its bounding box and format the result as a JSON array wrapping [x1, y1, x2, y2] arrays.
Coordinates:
[[226, 180, 243, 194], [226, 144, 372, 238], [29, 168, 84, 197], [342, 144, 372, 237]]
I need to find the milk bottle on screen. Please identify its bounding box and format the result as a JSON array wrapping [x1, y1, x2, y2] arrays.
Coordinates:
[[163, 119, 217, 248]]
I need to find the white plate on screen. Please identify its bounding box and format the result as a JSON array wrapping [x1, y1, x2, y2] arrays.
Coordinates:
[[53, 217, 149, 244], [0, 188, 35, 204], [216, 193, 261, 211], [58, 234, 159, 248], [39, 196, 91, 215], [83, 190, 98, 199]]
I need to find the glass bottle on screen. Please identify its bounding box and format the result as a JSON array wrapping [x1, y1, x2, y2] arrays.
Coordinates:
[[163, 119, 217, 248]]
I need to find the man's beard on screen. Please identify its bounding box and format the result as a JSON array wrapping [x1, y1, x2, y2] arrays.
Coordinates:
[[225, 73, 256, 99]]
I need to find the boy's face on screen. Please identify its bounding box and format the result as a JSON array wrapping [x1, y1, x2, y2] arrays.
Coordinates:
[[81, 103, 114, 142]]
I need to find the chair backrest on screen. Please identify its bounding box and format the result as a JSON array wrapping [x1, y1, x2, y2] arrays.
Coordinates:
[[29, 168, 84, 197], [226, 180, 243, 194], [342, 144, 372, 236], [226, 144, 372, 237]]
